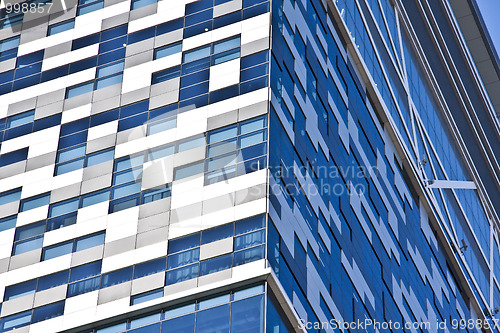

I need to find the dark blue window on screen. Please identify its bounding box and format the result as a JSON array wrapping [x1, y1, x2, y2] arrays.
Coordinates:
[[0, 36, 20, 62], [69, 56, 98, 74], [80, 189, 110, 208], [37, 270, 69, 291], [201, 224, 233, 245], [120, 100, 149, 118], [16, 50, 43, 67], [167, 248, 199, 270], [67, 276, 100, 297], [0, 147, 28, 167], [165, 264, 198, 285], [90, 108, 119, 127], [234, 245, 264, 266], [185, 0, 212, 15], [128, 27, 155, 44], [101, 267, 133, 288], [156, 18, 183, 36], [20, 193, 50, 212], [142, 185, 171, 203], [195, 304, 230, 333], [85, 148, 114, 167], [4, 280, 36, 301], [0, 310, 31, 331], [101, 25, 128, 41], [118, 112, 148, 132], [33, 114, 61, 131], [31, 301, 65, 323], [72, 33, 100, 51], [235, 214, 265, 235], [241, 50, 268, 69], [0, 187, 21, 206], [42, 241, 73, 261], [77, 0, 104, 15], [133, 257, 166, 279], [199, 254, 232, 276], [108, 193, 141, 213], [152, 66, 181, 84], [0, 215, 16, 232], [70, 261, 102, 282], [162, 313, 195, 332]]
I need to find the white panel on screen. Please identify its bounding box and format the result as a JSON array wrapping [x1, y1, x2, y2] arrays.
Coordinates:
[[64, 291, 99, 314], [77, 202, 109, 223], [122, 61, 154, 94], [16, 205, 49, 227], [0, 173, 23, 194], [209, 59, 240, 91], [87, 120, 119, 141], [151, 53, 182, 72], [43, 225, 77, 247], [51, 168, 84, 191], [0, 132, 31, 155], [42, 44, 100, 72], [61, 103, 92, 124], [38, 253, 72, 276]]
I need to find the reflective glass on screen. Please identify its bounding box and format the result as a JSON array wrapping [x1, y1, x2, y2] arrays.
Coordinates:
[[6, 110, 34, 129], [155, 42, 182, 59], [195, 304, 230, 333], [48, 20, 74, 35], [74, 232, 105, 252], [85, 148, 114, 167], [80, 189, 110, 208], [230, 295, 264, 332], [42, 241, 73, 260], [199, 254, 232, 276], [161, 313, 195, 333], [4, 280, 36, 301], [20, 193, 50, 212]]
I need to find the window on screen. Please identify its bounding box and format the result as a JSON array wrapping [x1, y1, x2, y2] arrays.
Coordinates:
[[80, 189, 110, 208], [0, 12, 23, 30], [66, 81, 93, 99], [100, 267, 133, 288], [0, 215, 16, 232], [77, 0, 104, 15], [154, 42, 182, 59], [211, 36, 240, 65], [42, 241, 73, 260], [130, 289, 163, 305], [174, 161, 205, 181], [133, 258, 166, 279], [183, 45, 210, 63], [152, 66, 181, 84], [6, 110, 34, 129], [31, 301, 65, 323], [131, 0, 157, 10], [67, 261, 102, 297], [85, 148, 114, 167], [0, 187, 21, 206], [4, 280, 36, 301], [0, 36, 20, 62], [48, 19, 74, 36], [74, 232, 105, 252], [177, 134, 205, 152], [20, 192, 50, 212], [12, 221, 45, 255], [0, 310, 31, 331]]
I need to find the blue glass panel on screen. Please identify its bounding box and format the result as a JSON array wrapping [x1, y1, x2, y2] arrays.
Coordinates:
[[75, 232, 105, 252], [69, 56, 98, 74], [199, 254, 232, 276], [46, 212, 78, 231], [195, 304, 230, 333], [181, 57, 210, 75], [146, 144, 174, 161], [20, 193, 50, 212], [239, 116, 266, 134], [14, 221, 45, 241], [201, 224, 233, 245], [207, 152, 237, 171], [70, 261, 101, 282], [55, 157, 85, 175], [101, 25, 128, 41], [185, 9, 213, 27], [67, 276, 100, 297], [13, 235, 44, 255], [108, 193, 141, 213], [33, 113, 61, 131], [240, 76, 267, 94], [85, 148, 114, 167], [114, 154, 144, 172], [235, 215, 265, 235], [212, 48, 240, 65], [97, 61, 124, 78], [133, 257, 166, 279], [156, 18, 184, 35], [242, 2, 269, 19], [130, 312, 161, 329], [128, 27, 155, 44], [233, 244, 264, 266], [240, 63, 268, 82], [57, 144, 86, 163], [98, 48, 126, 65], [42, 241, 73, 260], [77, 0, 104, 15], [0, 147, 28, 167], [213, 36, 240, 54], [58, 131, 88, 149], [6, 110, 34, 128], [174, 161, 205, 180], [66, 81, 93, 99], [0, 187, 21, 206], [131, 289, 163, 305], [167, 248, 199, 270], [95, 73, 123, 89], [234, 229, 265, 250], [207, 138, 237, 157], [131, 0, 156, 10], [209, 84, 239, 104], [213, 11, 241, 29], [112, 181, 141, 199], [154, 42, 182, 59], [118, 112, 148, 131], [165, 264, 198, 285], [61, 118, 89, 136], [0, 216, 16, 232], [32, 301, 65, 323], [4, 280, 36, 301], [238, 142, 266, 162], [80, 189, 110, 208], [99, 36, 127, 53], [163, 303, 195, 320], [141, 186, 171, 204], [185, 0, 212, 15], [4, 123, 32, 140], [101, 267, 133, 288], [0, 310, 31, 331], [16, 51, 43, 68], [37, 270, 69, 291], [183, 45, 211, 63], [180, 69, 209, 89], [90, 109, 119, 127], [241, 50, 268, 69], [49, 198, 79, 217], [161, 313, 195, 333], [230, 295, 264, 332], [198, 294, 230, 310], [148, 117, 176, 135], [232, 284, 264, 300], [179, 81, 209, 100], [72, 33, 100, 51], [167, 234, 200, 254], [120, 99, 149, 118], [96, 322, 127, 333], [0, 36, 20, 52], [177, 135, 205, 152], [48, 19, 74, 35], [152, 66, 181, 84], [12, 73, 40, 90]]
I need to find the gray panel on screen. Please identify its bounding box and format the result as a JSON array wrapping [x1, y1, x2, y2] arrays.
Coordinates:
[[86, 134, 116, 155], [0, 201, 20, 219], [234, 183, 266, 205], [48, 7, 77, 25], [50, 183, 81, 203], [8, 249, 41, 270], [197, 269, 231, 287], [172, 146, 205, 168], [136, 226, 168, 248], [36, 89, 66, 108], [199, 238, 233, 261], [43, 41, 73, 59], [207, 110, 238, 131], [202, 193, 234, 215], [126, 38, 155, 58], [142, 156, 174, 189], [35, 101, 64, 119], [103, 236, 136, 257], [131, 272, 165, 295], [19, 25, 49, 44], [0, 258, 10, 274], [120, 87, 150, 106], [238, 100, 268, 121], [170, 202, 202, 224], [0, 58, 16, 73], [26, 151, 57, 171], [104, 0, 126, 7], [90, 95, 121, 115], [81, 173, 113, 195], [33, 284, 67, 307], [125, 50, 154, 69], [148, 90, 179, 110], [63, 92, 93, 111], [138, 198, 171, 219], [116, 125, 147, 144], [150, 78, 180, 97], [164, 278, 197, 296], [213, 0, 242, 17], [7, 98, 37, 116], [92, 83, 122, 102], [137, 211, 170, 233], [71, 244, 104, 267], [154, 29, 183, 48], [0, 294, 34, 317], [98, 281, 132, 304], [0, 161, 26, 179], [102, 12, 130, 30]]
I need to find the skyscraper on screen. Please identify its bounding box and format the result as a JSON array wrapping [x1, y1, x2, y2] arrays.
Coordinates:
[[0, 0, 498, 331]]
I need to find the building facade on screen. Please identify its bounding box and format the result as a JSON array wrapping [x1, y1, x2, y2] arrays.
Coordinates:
[[0, 0, 498, 331]]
